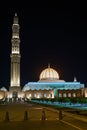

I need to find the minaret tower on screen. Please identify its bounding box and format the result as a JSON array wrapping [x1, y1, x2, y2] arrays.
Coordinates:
[[9, 13, 21, 95]]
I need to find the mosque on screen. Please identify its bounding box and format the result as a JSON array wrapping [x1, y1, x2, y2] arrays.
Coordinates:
[[0, 14, 87, 101]]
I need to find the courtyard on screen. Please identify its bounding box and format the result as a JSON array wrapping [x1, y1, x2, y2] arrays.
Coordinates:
[[0, 102, 87, 130]]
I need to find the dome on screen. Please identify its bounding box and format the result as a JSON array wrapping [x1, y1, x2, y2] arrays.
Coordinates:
[[0, 86, 7, 91], [39, 65, 59, 81]]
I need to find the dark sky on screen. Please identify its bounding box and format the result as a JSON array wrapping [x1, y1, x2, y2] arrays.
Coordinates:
[[0, 3, 87, 89]]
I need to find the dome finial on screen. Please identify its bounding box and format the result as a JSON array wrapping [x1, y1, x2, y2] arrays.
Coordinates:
[[48, 63, 50, 68]]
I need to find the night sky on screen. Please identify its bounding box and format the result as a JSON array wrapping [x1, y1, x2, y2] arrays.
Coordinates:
[[0, 3, 87, 89]]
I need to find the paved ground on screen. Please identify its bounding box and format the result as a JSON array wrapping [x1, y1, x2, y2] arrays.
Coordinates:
[[0, 103, 58, 121], [0, 102, 87, 130], [0, 121, 80, 130]]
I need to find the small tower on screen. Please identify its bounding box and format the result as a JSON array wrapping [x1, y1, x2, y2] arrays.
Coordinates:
[[9, 13, 21, 98], [74, 77, 77, 82]]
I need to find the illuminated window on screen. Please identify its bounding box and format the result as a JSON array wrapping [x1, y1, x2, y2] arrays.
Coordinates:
[[68, 93, 71, 97], [49, 94, 52, 98], [73, 93, 76, 97], [29, 93, 32, 97], [39, 93, 42, 98], [59, 93, 62, 97], [34, 93, 36, 98], [63, 93, 66, 97], [44, 94, 46, 97]]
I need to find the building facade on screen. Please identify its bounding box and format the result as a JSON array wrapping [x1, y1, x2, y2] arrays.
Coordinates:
[[0, 14, 87, 101], [23, 67, 85, 99]]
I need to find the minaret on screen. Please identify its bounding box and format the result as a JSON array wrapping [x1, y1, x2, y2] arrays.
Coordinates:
[[9, 13, 21, 94]]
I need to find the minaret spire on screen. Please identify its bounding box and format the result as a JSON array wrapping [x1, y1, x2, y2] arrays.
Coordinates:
[[10, 13, 21, 95], [15, 12, 17, 16], [13, 13, 18, 24], [12, 14, 20, 53]]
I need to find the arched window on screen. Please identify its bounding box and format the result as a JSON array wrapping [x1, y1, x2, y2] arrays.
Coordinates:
[[68, 93, 71, 97], [73, 93, 76, 97], [59, 93, 62, 97], [49, 93, 52, 98], [38, 93, 42, 98], [34, 93, 36, 98], [29, 93, 32, 98], [63, 93, 66, 97], [44, 94, 46, 98]]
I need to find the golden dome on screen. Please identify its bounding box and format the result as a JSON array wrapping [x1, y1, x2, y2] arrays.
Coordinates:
[[39, 65, 59, 80]]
